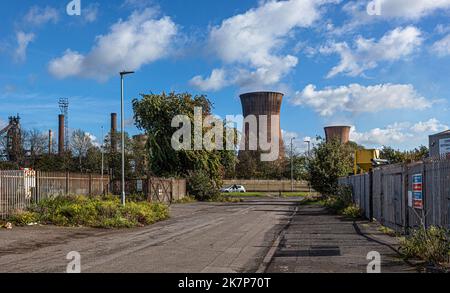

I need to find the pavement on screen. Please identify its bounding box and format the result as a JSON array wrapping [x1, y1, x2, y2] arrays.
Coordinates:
[[265, 204, 416, 273], [0, 197, 415, 273], [0, 197, 297, 273]]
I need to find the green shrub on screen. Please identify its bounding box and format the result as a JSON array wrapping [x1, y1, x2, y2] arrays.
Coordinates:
[[399, 226, 450, 265], [27, 196, 169, 228], [9, 211, 39, 226], [323, 185, 353, 214], [341, 204, 362, 219], [187, 170, 220, 201], [378, 225, 397, 237]]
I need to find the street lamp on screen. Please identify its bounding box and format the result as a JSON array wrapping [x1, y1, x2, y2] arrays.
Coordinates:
[[290, 137, 296, 192], [101, 126, 104, 194], [120, 70, 134, 206], [304, 139, 312, 194]]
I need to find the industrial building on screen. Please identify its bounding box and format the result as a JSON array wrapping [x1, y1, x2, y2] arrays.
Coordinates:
[[429, 130, 450, 158]]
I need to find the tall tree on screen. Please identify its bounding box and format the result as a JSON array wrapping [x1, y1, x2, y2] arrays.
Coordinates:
[[71, 129, 93, 172], [133, 92, 237, 188], [307, 138, 355, 196]]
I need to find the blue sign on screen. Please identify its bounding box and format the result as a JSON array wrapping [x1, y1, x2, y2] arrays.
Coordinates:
[[412, 174, 422, 184]]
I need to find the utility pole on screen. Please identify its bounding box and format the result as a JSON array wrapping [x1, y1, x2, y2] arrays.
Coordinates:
[[120, 71, 134, 206], [304, 139, 311, 194], [290, 137, 295, 192], [101, 126, 104, 194]]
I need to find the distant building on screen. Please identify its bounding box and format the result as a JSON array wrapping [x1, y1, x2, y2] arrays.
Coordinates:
[[429, 130, 450, 158]]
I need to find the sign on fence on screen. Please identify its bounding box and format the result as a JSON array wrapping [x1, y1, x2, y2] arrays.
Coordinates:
[[439, 138, 450, 156], [412, 174, 423, 210]]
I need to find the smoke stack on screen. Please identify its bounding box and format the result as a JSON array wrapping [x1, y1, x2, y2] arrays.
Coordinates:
[[58, 114, 65, 155], [111, 113, 117, 152], [238, 91, 285, 160], [48, 130, 53, 154], [324, 126, 351, 144]]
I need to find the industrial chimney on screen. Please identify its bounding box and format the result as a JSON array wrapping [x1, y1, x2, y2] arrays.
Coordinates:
[[238, 91, 285, 160], [324, 126, 351, 144], [48, 130, 53, 154], [111, 113, 117, 152], [58, 114, 65, 155]]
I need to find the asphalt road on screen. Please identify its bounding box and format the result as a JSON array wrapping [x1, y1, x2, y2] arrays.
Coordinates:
[[0, 198, 298, 273]]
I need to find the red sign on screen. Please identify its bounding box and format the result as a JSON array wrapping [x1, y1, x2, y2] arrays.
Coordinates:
[[413, 183, 422, 191]]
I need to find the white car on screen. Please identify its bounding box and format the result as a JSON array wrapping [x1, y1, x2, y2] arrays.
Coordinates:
[[220, 185, 246, 193]]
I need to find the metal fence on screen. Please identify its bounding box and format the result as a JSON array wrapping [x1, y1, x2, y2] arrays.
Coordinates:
[[222, 179, 311, 192], [339, 158, 450, 232], [0, 170, 109, 219]]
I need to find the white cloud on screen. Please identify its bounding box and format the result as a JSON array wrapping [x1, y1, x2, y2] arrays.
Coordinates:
[[191, 0, 338, 91], [190, 69, 228, 91], [292, 83, 432, 116], [48, 9, 177, 81], [410, 118, 448, 133], [281, 130, 319, 154], [350, 119, 448, 147], [341, 0, 450, 30], [83, 3, 100, 23], [14, 31, 35, 62], [24, 6, 59, 26], [431, 34, 450, 57], [321, 26, 422, 77]]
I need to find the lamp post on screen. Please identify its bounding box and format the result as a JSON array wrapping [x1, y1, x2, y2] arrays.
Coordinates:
[[304, 139, 311, 194], [120, 71, 134, 206], [290, 137, 295, 192], [101, 126, 104, 194]]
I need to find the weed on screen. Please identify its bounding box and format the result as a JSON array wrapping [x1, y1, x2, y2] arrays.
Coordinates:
[[399, 226, 450, 266]]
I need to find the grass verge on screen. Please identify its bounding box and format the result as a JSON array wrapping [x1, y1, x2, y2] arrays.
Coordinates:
[[8, 195, 169, 229]]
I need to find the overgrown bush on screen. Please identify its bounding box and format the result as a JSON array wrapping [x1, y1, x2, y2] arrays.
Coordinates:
[[323, 185, 353, 213], [9, 211, 39, 226], [307, 139, 355, 196], [399, 226, 450, 266], [187, 170, 220, 201], [10, 195, 169, 228], [341, 204, 362, 219]]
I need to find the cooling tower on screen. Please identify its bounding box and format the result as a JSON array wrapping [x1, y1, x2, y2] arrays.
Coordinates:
[[324, 126, 351, 144], [239, 91, 285, 160]]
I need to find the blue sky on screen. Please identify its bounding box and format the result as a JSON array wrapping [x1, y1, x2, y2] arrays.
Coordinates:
[[0, 0, 449, 152]]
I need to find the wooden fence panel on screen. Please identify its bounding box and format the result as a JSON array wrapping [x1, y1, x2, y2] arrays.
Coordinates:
[[340, 158, 450, 232]]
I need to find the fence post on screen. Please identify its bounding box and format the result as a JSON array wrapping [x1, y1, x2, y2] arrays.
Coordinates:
[[35, 171, 40, 203], [369, 170, 373, 222], [65, 171, 69, 196], [88, 173, 92, 196], [403, 164, 409, 234]]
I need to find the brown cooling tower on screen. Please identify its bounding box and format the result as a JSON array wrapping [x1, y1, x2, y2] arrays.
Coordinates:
[[111, 113, 117, 152], [58, 114, 65, 155], [239, 91, 285, 160], [324, 126, 351, 144]]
